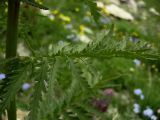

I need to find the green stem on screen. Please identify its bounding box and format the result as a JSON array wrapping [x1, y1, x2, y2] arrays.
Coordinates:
[[6, 0, 20, 58], [6, 0, 20, 120]]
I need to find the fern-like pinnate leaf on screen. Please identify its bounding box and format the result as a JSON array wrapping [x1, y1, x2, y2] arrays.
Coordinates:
[[1, 27, 160, 120], [34, 56, 93, 119], [37, 58, 60, 119], [51, 27, 160, 61], [0, 58, 31, 114], [29, 28, 160, 119], [28, 61, 48, 120]]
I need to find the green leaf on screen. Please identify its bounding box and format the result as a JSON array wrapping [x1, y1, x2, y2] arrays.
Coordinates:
[[28, 61, 48, 120], [0, 59, 31, 114], [37, 58, 60, 120]]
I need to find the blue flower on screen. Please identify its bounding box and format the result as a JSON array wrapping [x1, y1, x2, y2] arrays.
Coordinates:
[[134, 103, 140, 108], [65, 24, 73, 30], [22, 83, 31, 91], [151, 115, 157, 120], [133, 103, 141, 114], [83, 16, 91, 22], [134, 88, 142, 96], [0, 73, 6, 80], [143, 107, 153, 117], [129, 37, 139, 43], [133, 107, 140, 114], [133, 59, 141, 66], [140, 94, 145, 100]]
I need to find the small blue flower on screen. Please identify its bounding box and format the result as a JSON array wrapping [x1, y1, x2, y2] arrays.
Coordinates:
[[133, 107, 141, 114], [134, 88, 142, 96], [65, 24, 73, 30], [143, 107, 153, 117], [133, 103, 141, 114], [83, 16, 91, 22], [66, 34, 76, 40], [151, 115, 157, 120], [22, 83, 30, 91], [129, 37, 139, 43], [133, 103, 140, 108], [99, 17, 109, 24], [58, 41, 64, 46], [0, 73, 6, 80], [133, 59, 141, 66], [140, 94, 145, 100]]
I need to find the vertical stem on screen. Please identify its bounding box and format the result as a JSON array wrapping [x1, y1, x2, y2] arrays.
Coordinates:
[[6, 0, 20, 58], [7, 99, 16, 120], [6, 0, 20, 120]]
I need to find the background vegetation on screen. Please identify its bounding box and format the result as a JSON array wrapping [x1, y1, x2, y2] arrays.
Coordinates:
[[0, 0, 160, 120]]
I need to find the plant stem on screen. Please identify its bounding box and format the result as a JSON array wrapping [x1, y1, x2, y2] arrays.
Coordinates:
[[6, 0, 20, 58], [6, 0, 20, 120]]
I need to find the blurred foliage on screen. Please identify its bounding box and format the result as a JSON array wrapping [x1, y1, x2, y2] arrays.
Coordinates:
[[145, 0, 160, 13], [0, 0, 160, 120]]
